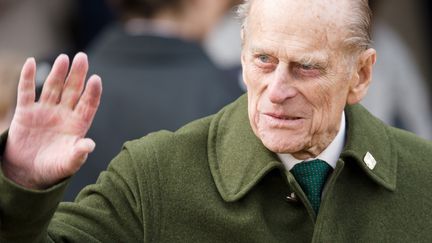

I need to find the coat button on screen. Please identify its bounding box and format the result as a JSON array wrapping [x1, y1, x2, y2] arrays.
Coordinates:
[[285, 192, 298, 203]]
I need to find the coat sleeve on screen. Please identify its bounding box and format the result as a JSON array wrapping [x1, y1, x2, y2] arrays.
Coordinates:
[[0, 131, 159, 242]]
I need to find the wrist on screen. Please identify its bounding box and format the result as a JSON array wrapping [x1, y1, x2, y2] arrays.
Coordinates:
[[1, 159, 41, 189]]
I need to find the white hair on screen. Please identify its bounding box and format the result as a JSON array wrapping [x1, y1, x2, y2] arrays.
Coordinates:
[[235, 0, 373, 53]]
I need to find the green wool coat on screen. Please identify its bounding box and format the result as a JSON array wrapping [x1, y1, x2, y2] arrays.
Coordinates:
[[1, 95, 432, 242]]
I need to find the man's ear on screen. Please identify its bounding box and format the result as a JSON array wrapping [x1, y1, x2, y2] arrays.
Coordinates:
[[240, 28, 249, 87], [347, 48, 377, 105], [240, 28, 246, 63]]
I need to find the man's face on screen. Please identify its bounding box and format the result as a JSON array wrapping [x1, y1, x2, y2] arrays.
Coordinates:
[[241, 0, 365, 159]]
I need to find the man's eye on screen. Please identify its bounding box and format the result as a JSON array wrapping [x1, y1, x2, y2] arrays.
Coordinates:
[[258, 55, 271, 63], [294, 63, 322, 78], [300, 64, 315, 70], [253, 54, 277, 70]]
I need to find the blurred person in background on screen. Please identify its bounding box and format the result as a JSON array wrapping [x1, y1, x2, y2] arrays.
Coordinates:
[[360, 0, 432, 140], [70, 0, 115, 51], [0, 54, 23, 133], [63, 0, 245, 200]]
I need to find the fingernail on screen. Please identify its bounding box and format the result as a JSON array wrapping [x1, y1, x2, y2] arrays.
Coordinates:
[[76, 52, 88, 59], [26, 57, 35, 65], [58, 53, 68, 59]]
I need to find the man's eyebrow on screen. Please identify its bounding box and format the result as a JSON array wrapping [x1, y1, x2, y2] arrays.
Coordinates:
[[295, 53, 330, 68], [249, 46, 276, 55]]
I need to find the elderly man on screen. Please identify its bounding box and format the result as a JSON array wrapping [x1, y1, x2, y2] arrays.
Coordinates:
[[1, 0, 432, 242]]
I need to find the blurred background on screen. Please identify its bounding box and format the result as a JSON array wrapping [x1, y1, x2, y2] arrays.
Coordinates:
[[0, 0, 431, 199]]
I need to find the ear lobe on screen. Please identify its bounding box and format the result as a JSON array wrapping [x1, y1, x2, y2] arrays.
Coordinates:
[[347, 48, 377, 105]]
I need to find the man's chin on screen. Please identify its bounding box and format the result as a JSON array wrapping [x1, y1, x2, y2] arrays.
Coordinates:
[[260, 135, 305, 154]]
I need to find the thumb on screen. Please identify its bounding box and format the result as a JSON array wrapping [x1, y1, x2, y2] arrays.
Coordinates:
[[69, 138, 96, 173], [76, 137, 96, 154]]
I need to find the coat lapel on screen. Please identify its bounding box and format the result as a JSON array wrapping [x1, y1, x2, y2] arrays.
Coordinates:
[[207, 95, 283, 202]]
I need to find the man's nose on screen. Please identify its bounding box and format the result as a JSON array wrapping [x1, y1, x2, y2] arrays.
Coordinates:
[[267, 66, 298, 104]]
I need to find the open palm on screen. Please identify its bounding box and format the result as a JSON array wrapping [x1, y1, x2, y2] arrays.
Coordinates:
[[2, 53, 102, 189]]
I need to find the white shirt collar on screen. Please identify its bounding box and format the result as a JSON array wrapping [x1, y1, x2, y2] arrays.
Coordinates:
[[277, 112, 346, 170]]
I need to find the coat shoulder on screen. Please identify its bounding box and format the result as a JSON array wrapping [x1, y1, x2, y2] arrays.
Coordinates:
[[387, 126, 432, 160], [122, 115, 214, 163], [386, 126, 432, 188]]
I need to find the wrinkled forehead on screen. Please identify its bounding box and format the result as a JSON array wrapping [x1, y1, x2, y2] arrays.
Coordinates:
[[246, 0, 351, 48]]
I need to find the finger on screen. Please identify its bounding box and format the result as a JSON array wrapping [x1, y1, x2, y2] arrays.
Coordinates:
[[39, 54, 70, 104], [16, 58, 36, 107], [74, 75, 102, 125], [61, 52, 89, 109], [65, 138, 96, 175]]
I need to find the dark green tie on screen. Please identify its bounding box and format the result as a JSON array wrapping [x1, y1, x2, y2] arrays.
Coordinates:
[[290, 159, 333, 214]]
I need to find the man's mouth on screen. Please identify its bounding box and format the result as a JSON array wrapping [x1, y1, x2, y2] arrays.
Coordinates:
[[261, 112, 305, 128], [265, 113, 302, 120]]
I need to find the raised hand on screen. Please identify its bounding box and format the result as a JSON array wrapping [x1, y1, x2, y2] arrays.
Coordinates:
[[2, 53, 102, 189]]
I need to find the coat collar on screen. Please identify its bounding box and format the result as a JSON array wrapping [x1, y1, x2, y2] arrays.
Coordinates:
[[208, 95, 397, 202], [341, 104, 397, 191]]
